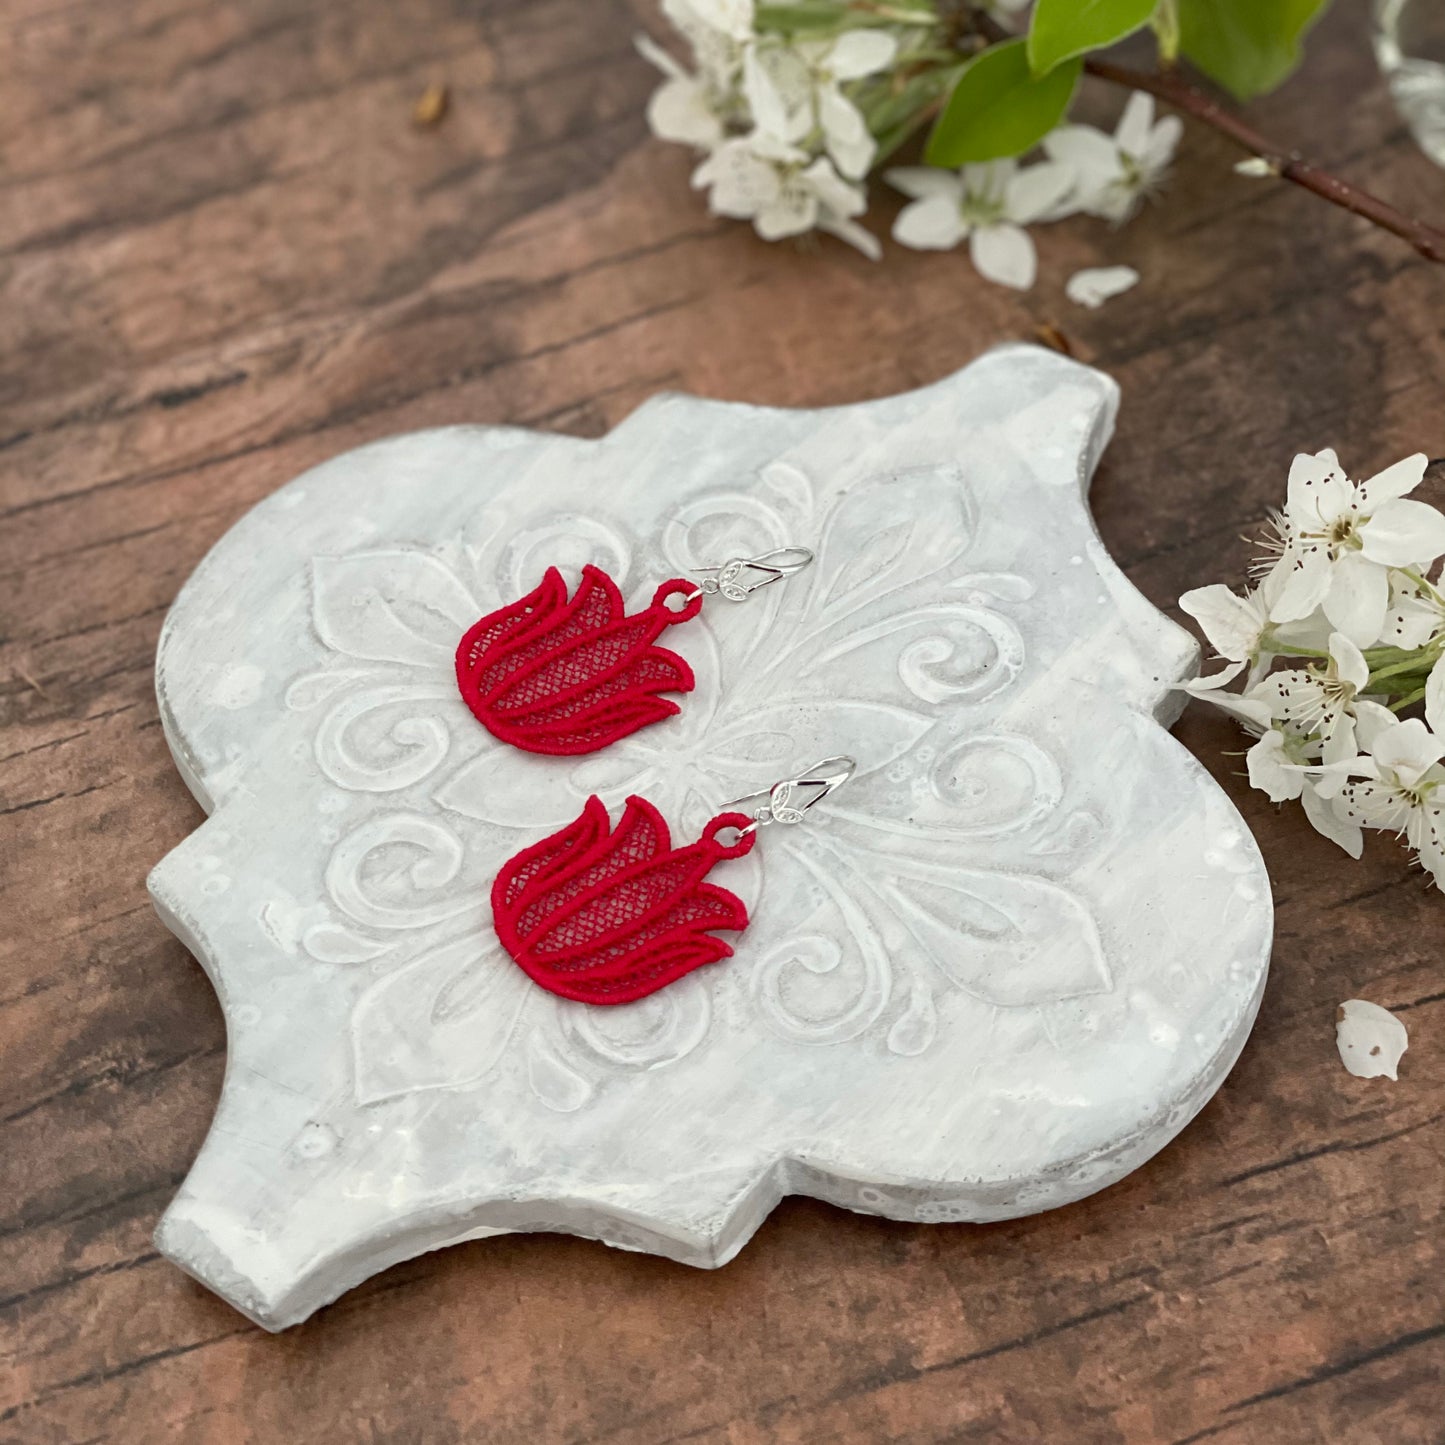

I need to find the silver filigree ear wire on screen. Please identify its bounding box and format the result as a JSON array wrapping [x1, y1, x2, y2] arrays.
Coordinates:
[[721, 755, 856, 838], [686, 546, 813, 604]]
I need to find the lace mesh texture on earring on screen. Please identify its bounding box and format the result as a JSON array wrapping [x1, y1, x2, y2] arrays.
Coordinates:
[[491, 795, 755, 1004], [456, 566, 701, 756]]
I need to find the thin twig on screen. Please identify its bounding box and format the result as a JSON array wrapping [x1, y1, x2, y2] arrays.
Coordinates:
[[1085, 55, 1445, 264]]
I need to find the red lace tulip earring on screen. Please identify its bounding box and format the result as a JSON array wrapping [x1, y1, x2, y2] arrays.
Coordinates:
[[455, 548, 812, 757], [490, 755, 855, 1005]]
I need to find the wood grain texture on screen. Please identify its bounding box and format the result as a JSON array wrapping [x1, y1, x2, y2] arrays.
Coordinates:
[[0, 1, 1441, 1441]]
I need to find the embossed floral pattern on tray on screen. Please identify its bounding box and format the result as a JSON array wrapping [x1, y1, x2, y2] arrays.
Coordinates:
[[284, 458, 1110, 1111]]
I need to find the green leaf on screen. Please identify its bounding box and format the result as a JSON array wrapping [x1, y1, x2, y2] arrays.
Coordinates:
[[868, 63, 966, 165], [1027, 0, 1159, 76], [1177, 0, 1331, 100], [925, 39, 1082, 166], [754, 2, 852, 32]]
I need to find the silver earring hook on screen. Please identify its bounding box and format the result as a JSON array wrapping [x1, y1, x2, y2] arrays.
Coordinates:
[[722, 754, 855, 837], [687, 546, 813, 604]]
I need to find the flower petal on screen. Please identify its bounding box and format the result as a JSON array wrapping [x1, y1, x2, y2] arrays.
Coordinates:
[[635, 33, 686, 81], [1144, 114, 1183, 170], [686, 0, 757, 43], [1427, 655, 1445, 737], [1246, 730, 1304, 802], [1371, 716, 1445, 782], [826, 28, 897, 79], [1004, 160, 1075, 223], [1321, 551, 1389, 647], [1042, 123, 1118, 181], [743, 46, 792, 138], [693, 140, 779, 217], [818, 87, 874, 179], [1269, 544, 1332, 623], [1179, 583, 1266, 661], [1336, 999, 1407, 1081], [1181, 675, 1273, 730], [884, 165, 961, 201], [1181, 659, 1247, 691], [1353, 698, 1399, 753], [1302, 785, 1364, 857], [1285, 447, 1349, 528], [1359, 452, 1428, 507], [818, 212, 882, 260], [1360, 497, 1445, 566], [647, 77, 724, 148], [1380, 575, 1443, 648], [969, 221, 1036, 290], [1065, 265, 1140, 309], [755, 186, 818, 239], [892, 192, 967, 250], [1115, 90, 1155, 156], [1328, 631, 1370, 693]]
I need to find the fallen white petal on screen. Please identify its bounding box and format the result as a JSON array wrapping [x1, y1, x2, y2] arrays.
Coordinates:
[[1234, 157, 1278, 178], [1065, 265, 1139, 309], [1336, 999, 1408, 1080]]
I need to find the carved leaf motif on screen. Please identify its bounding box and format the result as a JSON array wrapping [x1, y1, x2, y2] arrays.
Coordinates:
[[433, 746, 587, 829], [718, 699, 932, 776], [303, 923, 389, 964], [285, 669, 374, 710], [880, 865, 1111, 1007], [312, 550, 478, 665], [351, 937, 530, 1104], [947, 572, 1036, 603], [525, 1030, 594, 1112], [825, 520, 912, 608], [815, 465, 974, 618], [558, 974, 712, 1068]]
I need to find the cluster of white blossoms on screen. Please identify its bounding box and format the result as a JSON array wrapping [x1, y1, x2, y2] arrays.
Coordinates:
[[639, 0, 1180, 287], [885, 94, 1179, 288], [1180, 448, 1445, 889]]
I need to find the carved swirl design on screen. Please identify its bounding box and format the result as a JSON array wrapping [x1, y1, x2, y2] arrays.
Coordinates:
[[325, 813, 472, 931], [313, 686, 455, 792]]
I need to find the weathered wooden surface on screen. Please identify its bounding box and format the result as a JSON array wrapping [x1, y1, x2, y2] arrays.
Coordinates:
[[1, 1, 1441, 1440]]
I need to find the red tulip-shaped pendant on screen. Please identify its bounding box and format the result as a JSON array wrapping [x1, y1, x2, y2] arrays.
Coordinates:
[[455, 566, 701, 756], [455, 550, 814, 756], [491, 796, 756, 1005]]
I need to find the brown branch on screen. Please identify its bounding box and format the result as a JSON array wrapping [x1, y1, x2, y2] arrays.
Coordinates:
[[1084, 56, 1445, 264]]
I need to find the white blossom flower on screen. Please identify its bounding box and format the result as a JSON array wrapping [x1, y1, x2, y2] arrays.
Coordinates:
[[1065, 265, 1139, 309], [1268, 449, 1443, 647], [692, 133, 879, 257], [1180, 579, 1276, 666], [1179, 564, 1326, 686], [1233, 721, 1365, 855], [886, 159, 1075, 289], [1332, 717, 1445, 885], [1044, 92, 1182, 223], [1244, 725, 1317, 802], [1381, 571, 1445, 649], [637, 35, 726, 149], [744, 31, 898, 179], [1252, 632, 1371, 768]]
